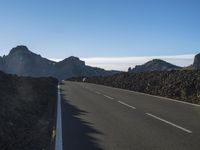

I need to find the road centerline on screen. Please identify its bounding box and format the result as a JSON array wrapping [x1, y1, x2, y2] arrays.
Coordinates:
[[146, 113, 192, 134], [103, 94, 114, 100], [95, 91, 101, 94], [118, 101, 136, 109]]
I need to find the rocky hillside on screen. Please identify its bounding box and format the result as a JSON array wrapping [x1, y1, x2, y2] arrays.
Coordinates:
[[0, 46, 118, 80], [129, 59, 181, 72], [0, 71, 58, 150], [72, 70, 200, 104]]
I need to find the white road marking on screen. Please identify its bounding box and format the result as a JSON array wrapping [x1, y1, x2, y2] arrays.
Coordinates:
[[146, 113, 192, 134], [95, 91, 101, 94], [103, 94, 114, 100], [114, 87, 200, 107], [86, 83, 200, 107], [118, 101, 136, 109], [55, 85, 63, 150]]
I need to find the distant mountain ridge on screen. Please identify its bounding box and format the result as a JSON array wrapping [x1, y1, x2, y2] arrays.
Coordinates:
[[0, 45, 199, 79], [129, 53, 200, 73], [0, 46, 118, 80], [129, 59, 181, 73]]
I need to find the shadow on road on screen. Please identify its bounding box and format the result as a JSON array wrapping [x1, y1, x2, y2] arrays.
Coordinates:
[[61, 93, 104, 150]]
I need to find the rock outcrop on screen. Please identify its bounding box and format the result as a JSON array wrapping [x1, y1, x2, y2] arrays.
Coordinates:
[[193, 53, 200, 69]]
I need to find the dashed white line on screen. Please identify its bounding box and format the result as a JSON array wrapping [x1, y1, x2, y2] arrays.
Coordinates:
[[95, 91, 101, 94], [93, 83, 200, 107], [103, 95, 114, 100], [118, 101, 136, 109], [146, 113, 192, 134]]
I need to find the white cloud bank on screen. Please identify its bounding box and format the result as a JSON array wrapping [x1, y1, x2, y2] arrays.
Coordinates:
[[50, 54, 195, 71]]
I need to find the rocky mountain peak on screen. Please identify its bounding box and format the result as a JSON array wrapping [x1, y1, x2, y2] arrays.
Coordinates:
[[60, 56, 85, 65], [130, 59, 181, 73], [9, 45, 32, 56], [193, 53, 200, 69], [151, 59, 163, 62], [66, 56, 81, 61]]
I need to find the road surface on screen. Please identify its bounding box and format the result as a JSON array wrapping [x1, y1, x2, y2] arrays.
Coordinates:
[[60, 81, 200, 150]]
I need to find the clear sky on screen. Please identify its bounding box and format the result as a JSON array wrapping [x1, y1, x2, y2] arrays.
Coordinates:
[[0, 0, 199, 70]]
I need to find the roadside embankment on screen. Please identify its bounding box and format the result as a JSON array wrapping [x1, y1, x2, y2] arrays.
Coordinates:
[[0, 71, 58, 150], [69, 70, 200, 104]]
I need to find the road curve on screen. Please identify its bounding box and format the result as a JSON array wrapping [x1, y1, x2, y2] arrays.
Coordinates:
[[60, 81, 200, 150]]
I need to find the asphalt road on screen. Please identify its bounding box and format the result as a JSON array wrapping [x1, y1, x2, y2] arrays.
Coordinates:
[[60, 81, 200, 150]]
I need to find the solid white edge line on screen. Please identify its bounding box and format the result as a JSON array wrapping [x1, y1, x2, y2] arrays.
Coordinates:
[[83, 82, 200, 107], [55, 85, 63, 150], [103, 94, 114, 100], [146, 113, 192, 134], [118, 101, 136, 109]]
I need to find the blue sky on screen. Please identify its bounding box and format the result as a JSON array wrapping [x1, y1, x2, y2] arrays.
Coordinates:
[[0, 0, 199, 70]]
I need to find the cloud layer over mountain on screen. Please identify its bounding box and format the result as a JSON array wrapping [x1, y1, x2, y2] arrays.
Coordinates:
[[51, 54, 194, 71], [81, 54, 194, 71]]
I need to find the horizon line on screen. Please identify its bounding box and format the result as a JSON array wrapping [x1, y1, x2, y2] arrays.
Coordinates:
[[49, 54, 195, 71]]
